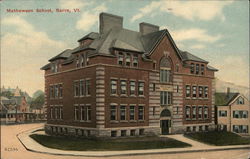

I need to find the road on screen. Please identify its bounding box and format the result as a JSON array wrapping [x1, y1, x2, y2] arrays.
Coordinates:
[[1, 123, 250, 159]]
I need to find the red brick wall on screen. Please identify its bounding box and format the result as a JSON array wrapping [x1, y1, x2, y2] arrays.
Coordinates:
[[46, 66, 97, 128]]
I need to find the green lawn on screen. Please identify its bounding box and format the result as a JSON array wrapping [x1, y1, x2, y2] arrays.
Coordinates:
[[184, 131, 250, 146], [30, 134, 191, 151]]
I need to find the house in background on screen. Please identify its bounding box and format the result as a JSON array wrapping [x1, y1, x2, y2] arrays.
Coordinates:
[[215, 88, 250, 135], [41, 12, 218, 138], [0, 87, 33, 123]]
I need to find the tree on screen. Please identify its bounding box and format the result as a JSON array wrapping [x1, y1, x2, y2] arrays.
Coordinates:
[[30, 93, 44, 109], [0, 91, 14, 99]]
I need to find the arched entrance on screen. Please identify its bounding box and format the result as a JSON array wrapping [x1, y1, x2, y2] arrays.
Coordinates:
[[160, 109, 171, 135]]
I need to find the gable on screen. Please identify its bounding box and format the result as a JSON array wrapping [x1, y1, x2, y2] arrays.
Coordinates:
[[230, 94, 249, 106]]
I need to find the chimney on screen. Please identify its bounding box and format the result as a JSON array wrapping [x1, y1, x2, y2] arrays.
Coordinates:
[[139, 22, 159, 35], [99, 13, 123, 34], [227, 87, 230, 97]]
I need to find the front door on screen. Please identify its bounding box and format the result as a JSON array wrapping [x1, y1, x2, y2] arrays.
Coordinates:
[[161, 120, 170, 135]]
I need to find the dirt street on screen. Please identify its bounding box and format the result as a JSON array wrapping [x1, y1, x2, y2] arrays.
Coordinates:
[[1, 123, 249, 159]]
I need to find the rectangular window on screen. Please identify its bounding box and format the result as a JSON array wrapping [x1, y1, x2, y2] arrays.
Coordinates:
[[186, 85, 191, 97], [121, 130, 126, 137], [85, 80, 90, 95], [160, 91, 172, 105], [204, 87, 208, 98], [130, 81, 136, 95], [118, 52, 123, 66], [129, 106, 135, 120], [54, 107, 58, 119], [204, 107, 208, 119], [198, 86, 203, 98], [133, 54, 138, 67], [55, 85, 59, 98], [192, 86, 197, 98], [233, 111, 239, 118], [111, 131, 117, 137], [50, 85, 54, 98], [192, 106, 196, 119], [110, 105, 117, 121], [198, 107, 202, 119], [130, 130, 136, 136], [59, 84, 63, 98], [74, 106, 79, 120], [138, 106, 144, 120], [87, 106, 91, 121], [79, 80, 84, 96], [120, 106, 126, 120], [243, 111, 248, 118], [120, 80, 127, 95], [186, 106, 191, 119], [201, 64, 204, 75], [74, 81, 80, 97], [160, 70, 171, 83], [196, 64, 199, 74], [190, 63, 194, 74], [153, 83, 156, 92], [126, 53, 131, 66], [59, 107, 63, 119], [50, 106, 53, 119], [80, 106, 85, 121], [138, 82, 144, 96], [139, 129, 144, 135], [110, 80, 117, 95], [219, 110, 227, 117]]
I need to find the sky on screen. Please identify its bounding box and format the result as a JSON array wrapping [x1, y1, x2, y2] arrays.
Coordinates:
[[0, 0, 249, 96]]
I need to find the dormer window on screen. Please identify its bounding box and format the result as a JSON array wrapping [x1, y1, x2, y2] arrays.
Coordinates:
[[80, 54, 85, 67], [51, 63, 58, 73], [76, 55, 79, 68], [201, 64, 205, 75], [196, 64, 200, 74], [190, 63, 194, 74], [133, 54, 138, 67], [126, 53, 131, 66], [118, 52, 123, 66]]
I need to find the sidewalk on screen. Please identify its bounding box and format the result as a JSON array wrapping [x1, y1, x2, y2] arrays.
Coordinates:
[[17, 127, 250, 157]]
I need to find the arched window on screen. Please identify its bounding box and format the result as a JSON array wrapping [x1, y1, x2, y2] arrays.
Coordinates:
[[160, 57, 172, 83]]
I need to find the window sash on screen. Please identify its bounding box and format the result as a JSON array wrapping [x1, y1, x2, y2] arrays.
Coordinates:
[[138, 106, 144, 120], [138, 82, 144, 95], [186, 85, 191, 97], [111, 80, 117, 94], [129, 106, 135, 120], [85, 80, 90, 95], [120, 106, 126, 120], [130, 81, 135, 95], [110, 106, 117, 120]]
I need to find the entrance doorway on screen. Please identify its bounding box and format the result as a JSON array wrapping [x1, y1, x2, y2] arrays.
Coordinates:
[[161, 120, 171, 135], [160, 109, 171, 135]]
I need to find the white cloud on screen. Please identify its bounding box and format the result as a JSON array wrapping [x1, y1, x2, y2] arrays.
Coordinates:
[[2, 16, 67, 95], [217, 43, 226, 47], [131, 0, 233, 22], [190, 44, 206, 49], [170, 28, 221, 43], [76, 4, 107, 31], [59, 0, 92, 9], [212, 56, 249, 87], [131, 1, 161, 22]]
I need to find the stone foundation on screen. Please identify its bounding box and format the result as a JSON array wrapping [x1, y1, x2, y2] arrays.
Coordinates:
[[45, 124, 160, 138]]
